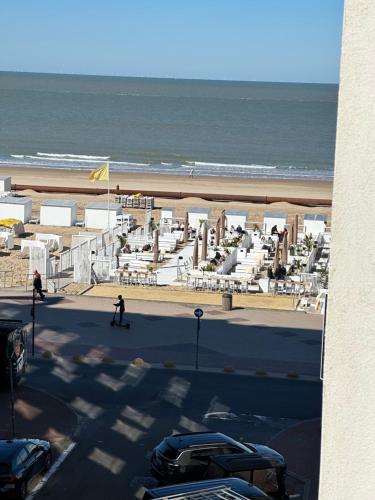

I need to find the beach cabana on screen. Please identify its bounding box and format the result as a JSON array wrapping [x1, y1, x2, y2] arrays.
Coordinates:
[[0, 176, 11, 193], [226, 209, 248, 230], [40, 199, 77, 227], [188, 208, 210, 230], [85, 202, 122, 229], [201, 222, 208, 261], [263, 211, 288, 234], [303, 214, 328, 236], [160, 207, 174, 224], [0, 197, 32, 223]]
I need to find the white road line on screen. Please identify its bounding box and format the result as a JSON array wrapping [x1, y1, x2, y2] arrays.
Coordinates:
[[26, 442, 76, 500]]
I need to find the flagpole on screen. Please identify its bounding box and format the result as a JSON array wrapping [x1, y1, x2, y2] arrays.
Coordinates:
[[107, 160, 110, 229]]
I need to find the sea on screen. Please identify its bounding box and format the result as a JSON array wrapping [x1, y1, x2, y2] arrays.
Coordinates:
[[0, 71, 338, 180]]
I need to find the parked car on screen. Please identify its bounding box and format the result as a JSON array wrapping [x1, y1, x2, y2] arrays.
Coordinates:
[[204, 449, 288, 499], [150, 432, 287, 499], [0, 439, 52, 499], [143, 477, 272, 499]]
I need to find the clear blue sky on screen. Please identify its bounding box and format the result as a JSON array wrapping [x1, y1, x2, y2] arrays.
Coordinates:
[[0, 0, 344, 83]]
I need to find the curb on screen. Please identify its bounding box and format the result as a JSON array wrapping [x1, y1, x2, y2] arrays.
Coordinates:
[[33, 353, 321, 383]]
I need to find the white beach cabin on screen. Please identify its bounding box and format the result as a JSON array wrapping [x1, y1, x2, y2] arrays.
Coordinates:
[[40, 199, 77, 227], [0, 176, 11, 193], [303, 214, 328, 237], [188, 208, 211, 230], [0, 197, 32, 223], [263, 211, 288, 234], [85, 202, 122, 229], [160, 207, 174, 224], [226, 209, 248, 230]]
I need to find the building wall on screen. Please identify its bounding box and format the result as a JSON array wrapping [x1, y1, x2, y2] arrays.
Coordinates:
[[85, 208, 119, 229], [0, 177, 11, 193], [40, 206, 77, 227], [319, 0, 375, 498], [0, 202, 32, 223], [303, 220, 326, 237], [188, 211, 210, 230]]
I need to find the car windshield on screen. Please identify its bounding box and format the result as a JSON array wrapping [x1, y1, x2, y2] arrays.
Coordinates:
[[158, 441, 178, 460]]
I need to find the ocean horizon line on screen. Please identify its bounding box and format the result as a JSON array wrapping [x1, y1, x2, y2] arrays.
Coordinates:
[[0, 69, 339, 87]]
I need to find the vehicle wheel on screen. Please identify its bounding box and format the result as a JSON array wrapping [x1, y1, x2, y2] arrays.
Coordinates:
[[17, 480, 28, 500], [44, 451, 52, 471]]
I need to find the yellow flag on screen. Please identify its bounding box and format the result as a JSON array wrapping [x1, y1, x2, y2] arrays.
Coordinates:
[[89, 163, 109, 182]]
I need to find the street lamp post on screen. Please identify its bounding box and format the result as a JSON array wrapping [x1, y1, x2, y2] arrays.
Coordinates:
[[31, 288, 35, 356], [9, 353, 16, 438], [194, 308, 204, 370]]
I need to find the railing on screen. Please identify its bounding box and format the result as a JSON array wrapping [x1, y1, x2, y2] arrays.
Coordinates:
[[0, 270, 14, 288]]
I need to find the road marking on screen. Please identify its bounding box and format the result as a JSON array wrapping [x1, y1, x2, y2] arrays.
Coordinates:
[[26, 442, 76, 500]]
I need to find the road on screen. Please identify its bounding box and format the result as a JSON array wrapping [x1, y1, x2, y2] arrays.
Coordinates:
[[24, 358, 322, 499], [0, 292, 323, 377]]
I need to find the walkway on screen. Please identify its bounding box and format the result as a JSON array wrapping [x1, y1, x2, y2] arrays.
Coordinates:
[[156, 240, 198, 285]]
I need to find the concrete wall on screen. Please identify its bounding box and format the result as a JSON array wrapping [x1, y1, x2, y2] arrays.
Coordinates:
[[319, 1, 375, 498], [40, 205, 77, 227]]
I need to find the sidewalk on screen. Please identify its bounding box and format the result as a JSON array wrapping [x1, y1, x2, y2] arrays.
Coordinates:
[[86, 283, 296, 310], [0, 291, 323, 378], [269, 418, 321, 500]]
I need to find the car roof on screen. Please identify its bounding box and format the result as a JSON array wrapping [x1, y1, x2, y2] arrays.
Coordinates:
[[165, 432, 242, 450], [147, 477, 269, 497], [210, 453, 284, 471]]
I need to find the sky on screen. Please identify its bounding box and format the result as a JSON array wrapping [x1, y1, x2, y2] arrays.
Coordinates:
[[0, 0, 344, 83]]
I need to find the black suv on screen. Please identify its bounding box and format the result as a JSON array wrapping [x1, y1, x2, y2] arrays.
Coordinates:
[[0, 439, 52, 499], [150, 432, 287, 499], [143, 477, 272, 499]]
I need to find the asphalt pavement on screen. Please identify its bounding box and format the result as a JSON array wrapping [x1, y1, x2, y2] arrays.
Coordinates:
[[22, 358, 322, 500], [0, 291, 323, 377]]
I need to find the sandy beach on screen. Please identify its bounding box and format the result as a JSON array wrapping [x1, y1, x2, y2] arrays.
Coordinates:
[[0, 165, 333, 201], [0, 165, 333, 287]]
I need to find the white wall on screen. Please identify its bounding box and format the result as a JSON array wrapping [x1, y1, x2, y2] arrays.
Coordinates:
[[226, 214, 247, 229], [303, 220, 326, 237], [160, 208, 174, 223], [263, 216, 286, 234], [0, 200, 32, 223], [188, 211, 209, 230], [0, 177, 11, 193], [319, 1, 375, 498], [40, 205, 77, 227], [85, 208, 120, 229]]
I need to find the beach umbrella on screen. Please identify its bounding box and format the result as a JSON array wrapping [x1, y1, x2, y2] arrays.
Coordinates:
[[215, 218, 220, 246], [201, 222, 208, 261], [282, 232, 288, 266], [273, 240, 280, 270], [289, 219, 294, 247], [153, 229, 159, 264], [192, 236, 199, 269], [183, 212, 189, 243], [294, 214, 299, 244], [220, 210, 226, 240]]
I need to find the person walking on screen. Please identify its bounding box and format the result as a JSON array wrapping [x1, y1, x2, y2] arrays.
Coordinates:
[[189, 168, 194, 179], [114, 294, 125, 325], [33, 270, 45, 300]]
